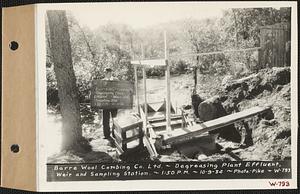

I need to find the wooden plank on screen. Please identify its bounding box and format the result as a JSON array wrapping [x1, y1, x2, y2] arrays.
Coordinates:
[[134, 65, 139, 114], [122, 122, 142, 132], [113, 124, 122, 136], [148, 114, 182, 122], [164, 106, 271, 145], [143, 136, 159, 159], [121, 130, 127, 151], [139, 106, 145, 118], [114, 131, 123, 143], [113, 119, 142, 132], [131, 59, 166, 66], [110, 136, 124, 154], [123, 133, 142, 144], [142, 67, 148, 127], [172, 47, 261, 58], [151, 119, 183, 128], [140, 106, 159, 159], [148, 126, 158, 139]]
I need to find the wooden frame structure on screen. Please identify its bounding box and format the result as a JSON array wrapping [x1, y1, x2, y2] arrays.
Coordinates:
[[131, 31, 172, 135], [112, 116, 143, 154], [128, 31, 272, 159], [131, 31, 263, 134]]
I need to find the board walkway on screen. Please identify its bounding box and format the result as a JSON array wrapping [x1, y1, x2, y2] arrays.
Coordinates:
[[163, 106, 271, 145]]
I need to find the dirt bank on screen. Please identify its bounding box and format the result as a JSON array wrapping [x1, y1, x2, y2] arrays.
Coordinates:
[[161, 67, 291, 162], [214, 67, 291, 161]]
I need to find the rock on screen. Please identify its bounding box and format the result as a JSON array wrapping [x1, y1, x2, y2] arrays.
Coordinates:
[[198, 96, 225, 121], [191, 93, 204, 118], [198, 96, 241, 143], [197, 154, 208, 161]]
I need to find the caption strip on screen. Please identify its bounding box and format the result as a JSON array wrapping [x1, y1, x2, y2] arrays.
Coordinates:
[[47, 161, 291, 181]]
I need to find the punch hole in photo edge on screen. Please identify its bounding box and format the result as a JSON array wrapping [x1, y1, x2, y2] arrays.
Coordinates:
[[10, 144, 20, 153], [9, 41, 19, 51]]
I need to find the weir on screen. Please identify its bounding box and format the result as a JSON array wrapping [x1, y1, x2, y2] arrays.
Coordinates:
[[110, 31, 273, 160]]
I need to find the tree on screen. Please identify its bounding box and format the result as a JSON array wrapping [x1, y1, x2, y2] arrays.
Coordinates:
[[220, 8, 291, 49], [183, 18, 222, 73], [47, 10, 91, 153]]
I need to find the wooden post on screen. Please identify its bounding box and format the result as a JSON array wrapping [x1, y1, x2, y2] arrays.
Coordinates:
[[141, 45, 148, 130], [164, 31, 171, 133], [134, 65, 139, 114], [132, 52, 140, 114], [142, 66, 148, 128], [121, 130, 127, 151], [98, 109, 103, 129], [193, 67, 197, 92]]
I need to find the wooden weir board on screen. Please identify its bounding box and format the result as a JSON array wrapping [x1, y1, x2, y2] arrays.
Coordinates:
[[139, 107, 159, 158], [148, 114, 182, 123], [164, 106, 271, 145], [150, 119, 183, 128]]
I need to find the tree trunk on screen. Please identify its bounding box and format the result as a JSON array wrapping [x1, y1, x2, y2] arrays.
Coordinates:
[[232, 9, 239, 48], [47, 10, 91, 153]]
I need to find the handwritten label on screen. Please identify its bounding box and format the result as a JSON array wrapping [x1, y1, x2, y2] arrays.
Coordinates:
[[91, 80, 134, 109]]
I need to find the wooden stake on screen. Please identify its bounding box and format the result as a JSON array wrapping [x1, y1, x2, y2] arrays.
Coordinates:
[[164, 31, 171, 133], [193, 67, 197, 92], [142, 66, 148, 127], [141, 44, 148, 128], [134, 65, 139, 114]]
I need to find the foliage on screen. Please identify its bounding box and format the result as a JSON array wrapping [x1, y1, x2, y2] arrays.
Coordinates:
[[46, 7, 291, 106], [170, 60, 189, 75], [146, 67, 165, 77], [221, 7, 291, 48]]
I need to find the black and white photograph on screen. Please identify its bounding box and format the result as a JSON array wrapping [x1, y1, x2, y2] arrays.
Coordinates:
[[37, 1, 297, 191]]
